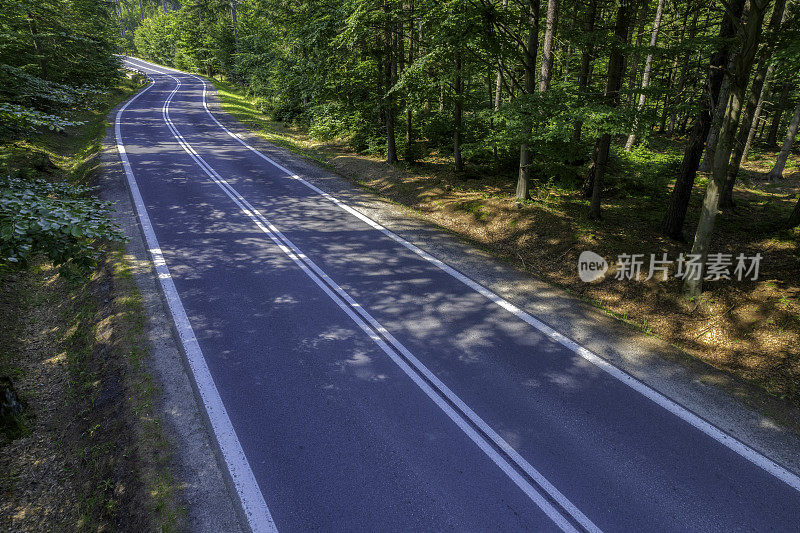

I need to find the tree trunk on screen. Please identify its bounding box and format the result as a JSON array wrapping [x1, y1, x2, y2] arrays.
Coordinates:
[[516, 0, 540, 202], [454, 51, 464, 172], [561, 11, 572, 83], [742, 63, 776, 161], [685, 0, 770, 299], [767, 81, 791, 146], [405, 0, 415, 156], [669, 6, 699, 134], [626, 0, 650, 106], [787, 196, 800, 228], [490, 0, 506, 162], [625, 0, 664, 151], [766, 98, 800, 181], [384, 1, 398, 163], [230, 0, 239, 46], [572, 0, 597, 142], [757, 114, 767, 140], [698, 75, 731, 172], [117, 0, 127, 37], [494, 63, 504, 112], [722, 0, 787, 207], [662, 0, 745, 240], [539, 0, 558, 92], [588, 2, 633, 220]]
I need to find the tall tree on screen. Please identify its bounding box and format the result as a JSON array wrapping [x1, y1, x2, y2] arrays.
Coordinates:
[[454, 49, 464, 171], [626, 0, 650, 106], [685, 0, 772, 299], [539, 0, 558, 92], [572, 0, 598, 142], [384, 0, 398, 163], [230, 0, 239, 47], [587, 0, 634, 219], [405, 0, 415, 157], [662, 0, 746, 240], [515, 0, 540, 202], [624, 0, 664, 151], [766, 80, 791, 145], [668, 4, 700, 134]]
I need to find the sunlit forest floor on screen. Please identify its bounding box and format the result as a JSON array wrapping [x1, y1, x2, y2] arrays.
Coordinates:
[[214, 80, 800, 420], [0, 75, 183, 531]]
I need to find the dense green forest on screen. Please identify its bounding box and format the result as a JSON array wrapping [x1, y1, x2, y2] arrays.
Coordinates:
[[122, 0, 800, 298], [1, 0, 126, 280]]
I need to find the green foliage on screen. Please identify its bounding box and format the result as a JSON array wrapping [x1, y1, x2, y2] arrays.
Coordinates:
[[134, 11, 180, 67], [127, 0, 800, 208], [0, 175, 126, 282], [0, 103, 87, 134], [0, 0, 120, 137], [608, 145, 682, 196]]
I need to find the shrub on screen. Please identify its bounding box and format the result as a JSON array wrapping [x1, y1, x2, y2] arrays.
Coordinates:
[[0, 175, 126, 282]]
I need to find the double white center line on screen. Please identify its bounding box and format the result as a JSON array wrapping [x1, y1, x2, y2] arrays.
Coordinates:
[[121, 56, 800, 532], [154, 71, 601, 532]]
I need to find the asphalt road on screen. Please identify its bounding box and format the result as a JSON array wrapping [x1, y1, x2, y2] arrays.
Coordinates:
[[117, 57, 800, 532]]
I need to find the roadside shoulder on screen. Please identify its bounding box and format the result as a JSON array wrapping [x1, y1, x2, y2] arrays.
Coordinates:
[[101, 96, 244, 533]]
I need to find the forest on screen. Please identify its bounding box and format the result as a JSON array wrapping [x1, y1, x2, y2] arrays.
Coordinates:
[[117, 0, 800, 298]]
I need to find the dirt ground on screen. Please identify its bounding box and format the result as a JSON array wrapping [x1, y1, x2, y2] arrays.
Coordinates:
[[0, 252, 183, 532]]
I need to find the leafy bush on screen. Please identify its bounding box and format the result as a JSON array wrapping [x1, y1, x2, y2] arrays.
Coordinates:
[[0, 103, 87, 136], [0, 175, 126, 282]]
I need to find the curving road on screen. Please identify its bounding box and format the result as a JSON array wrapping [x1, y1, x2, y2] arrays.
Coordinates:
[[116, 57, 800, 532]]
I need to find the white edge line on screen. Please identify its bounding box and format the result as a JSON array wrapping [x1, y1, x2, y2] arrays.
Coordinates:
[[155, 71, 592, 533], [155, 56, 800, 491], [126, 54, 800, 492], [115, 73, 278, 533], [157, 57, 800, 495]]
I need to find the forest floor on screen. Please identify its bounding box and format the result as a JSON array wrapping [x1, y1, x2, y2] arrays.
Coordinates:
[[212, 79, 800, 415], [0, 74, 183, 531]]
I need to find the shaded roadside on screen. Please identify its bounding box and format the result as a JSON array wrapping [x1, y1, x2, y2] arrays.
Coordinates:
[[0, 74, 183, 531]]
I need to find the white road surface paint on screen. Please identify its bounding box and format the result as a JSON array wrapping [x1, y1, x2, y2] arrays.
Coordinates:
[[119, 56, 800, 530], [115, 74, 278, 533]]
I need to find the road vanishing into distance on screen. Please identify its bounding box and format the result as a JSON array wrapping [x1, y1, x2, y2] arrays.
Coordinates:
[[117, 57, 800, 532]]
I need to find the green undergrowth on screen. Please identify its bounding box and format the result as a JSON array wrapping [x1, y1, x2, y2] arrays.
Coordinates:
[[210, 78, 337, 170]]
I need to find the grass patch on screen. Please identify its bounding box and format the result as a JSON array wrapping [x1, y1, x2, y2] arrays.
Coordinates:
[[210, 78, 338, 171]]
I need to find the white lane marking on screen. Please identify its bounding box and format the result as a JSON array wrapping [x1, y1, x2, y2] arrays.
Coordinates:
[[152, 60, 800, 495], [127, 52, 800, 492], [125, 54, 800, 492], [115, 75, 278, 533], [158, 72, 594, 533]]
